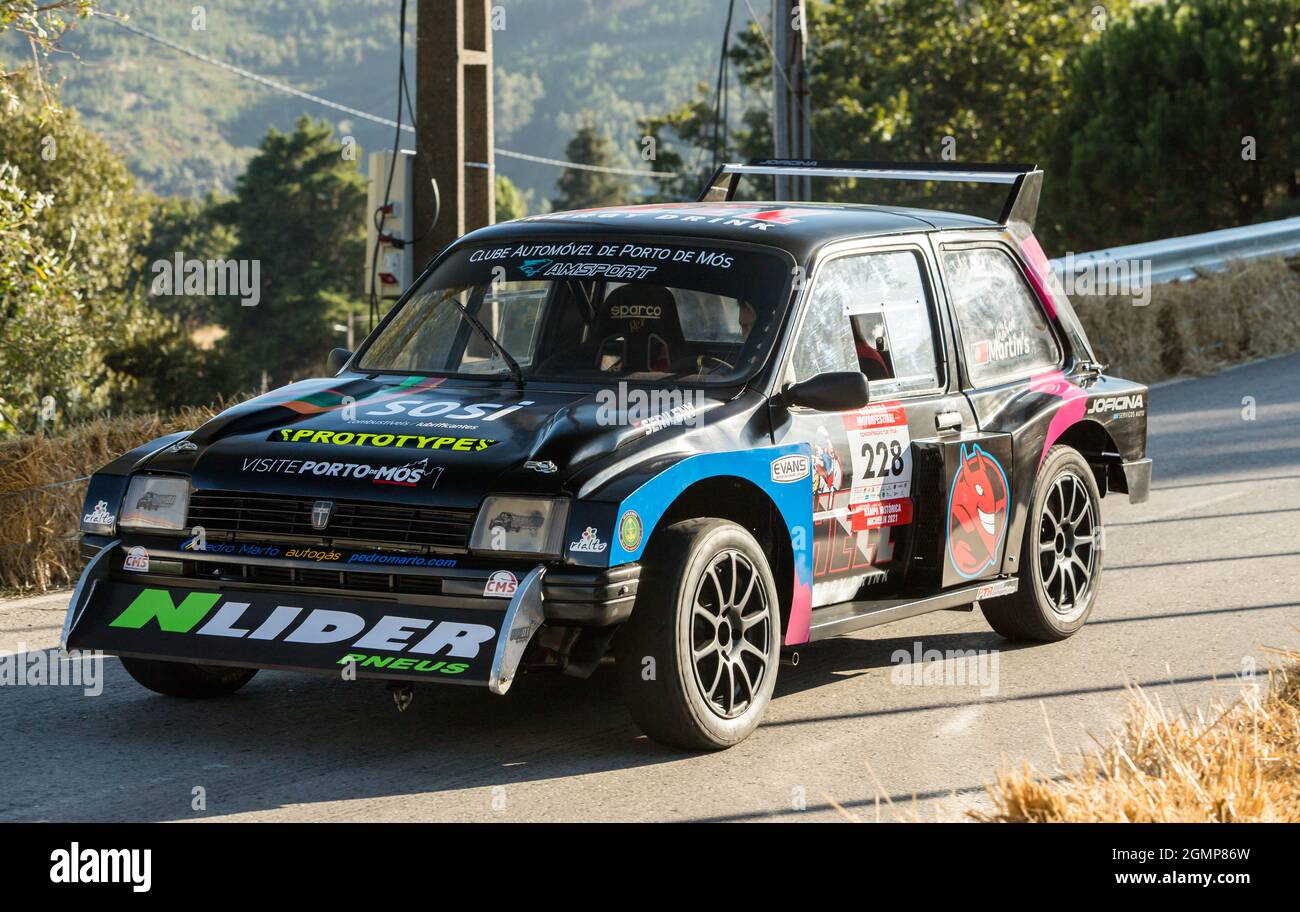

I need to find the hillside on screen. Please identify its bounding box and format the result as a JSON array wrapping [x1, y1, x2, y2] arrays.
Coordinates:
[[2, 0, 746, 206]]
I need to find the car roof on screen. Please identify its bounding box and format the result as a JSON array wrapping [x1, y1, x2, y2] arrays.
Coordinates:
[[455, 201, 1000, 261]]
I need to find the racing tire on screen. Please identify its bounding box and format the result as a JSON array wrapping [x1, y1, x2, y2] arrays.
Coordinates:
[[616, 519, 781, 750], [119, 656, 258, 698], [981, 445, 1103, 642]]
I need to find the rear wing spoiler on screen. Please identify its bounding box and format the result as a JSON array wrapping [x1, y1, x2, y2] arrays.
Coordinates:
[[698, 159, 1044, 231]]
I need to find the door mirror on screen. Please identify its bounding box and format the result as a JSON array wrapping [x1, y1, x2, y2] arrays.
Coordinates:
[[779, 371, 870, 412], [326, 347, 352, 375]]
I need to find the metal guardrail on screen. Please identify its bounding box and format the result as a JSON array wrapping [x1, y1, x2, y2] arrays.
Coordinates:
[[1048, 215, 1300, 285]]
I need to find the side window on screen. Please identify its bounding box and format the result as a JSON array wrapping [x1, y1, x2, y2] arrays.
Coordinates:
[[942, 247, 1059, 386], [792, 250, 942, 396]]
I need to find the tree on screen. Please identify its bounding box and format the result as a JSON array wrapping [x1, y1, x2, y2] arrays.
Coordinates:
[[0, 70, 203, 431], [550, 116, 632, 211], [1, 1, 95, 112], [214, 116, 366, 390], [495, 173, 529, 222], [1040, 0, 1300, 251], [644, 1, 1122, 212]]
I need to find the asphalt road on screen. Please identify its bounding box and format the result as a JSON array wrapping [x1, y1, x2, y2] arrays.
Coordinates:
[[2, 354, 1297, 822]]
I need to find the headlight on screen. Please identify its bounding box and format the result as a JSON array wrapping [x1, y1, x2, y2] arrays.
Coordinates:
[[470, 495, 569, 558], [119, 476, 191, 531]]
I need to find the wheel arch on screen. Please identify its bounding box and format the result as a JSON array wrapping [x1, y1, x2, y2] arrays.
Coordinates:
[[1050, 419, 1121, 496], [643, 477, 795, 639]]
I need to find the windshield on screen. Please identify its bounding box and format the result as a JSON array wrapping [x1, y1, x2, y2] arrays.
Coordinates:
[[358, 240, 792, 385]]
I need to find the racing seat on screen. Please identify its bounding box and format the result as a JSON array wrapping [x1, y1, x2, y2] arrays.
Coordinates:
[[595, 284, 688, 374]]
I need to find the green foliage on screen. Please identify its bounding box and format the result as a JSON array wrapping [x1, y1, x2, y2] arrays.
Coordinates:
[[551, 116, 632, 211], [495, 173, 528, 222], [1040, 0, 1300, 251], [213, 115, 365, 389], [0, 71, 204, 432], [140, 194, 237, 327], [0, 0, 95, 112]]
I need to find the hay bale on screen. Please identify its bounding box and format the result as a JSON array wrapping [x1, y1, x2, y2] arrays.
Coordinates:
[[1070, 255, 1300, 384], [0, 405, 218, 593]]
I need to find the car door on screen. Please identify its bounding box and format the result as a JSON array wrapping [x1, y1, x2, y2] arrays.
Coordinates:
[[933, 238, 1068, 582], [770, 238, 975, 608]]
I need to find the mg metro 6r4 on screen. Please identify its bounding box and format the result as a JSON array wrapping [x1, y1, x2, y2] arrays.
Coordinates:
[[65, 161, 1151, 749]]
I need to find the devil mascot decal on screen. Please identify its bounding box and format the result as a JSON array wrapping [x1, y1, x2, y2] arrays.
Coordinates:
[[947, 443, 1009, 578]]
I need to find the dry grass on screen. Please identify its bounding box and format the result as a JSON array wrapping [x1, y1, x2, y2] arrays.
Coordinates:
[[0, 406, 218, 593], [1070, 255, 1300, 384], [972, 651, 1300, 823]]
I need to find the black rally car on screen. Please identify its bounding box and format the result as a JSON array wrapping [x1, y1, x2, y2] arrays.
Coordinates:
[[64, 161, 1151, 749]]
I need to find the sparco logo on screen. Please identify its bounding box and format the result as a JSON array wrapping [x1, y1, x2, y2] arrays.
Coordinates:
[[611, 304, 661, 319], [1088, 394, 1144, 414]]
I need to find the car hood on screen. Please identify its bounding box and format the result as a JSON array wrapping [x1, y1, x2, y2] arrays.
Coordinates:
[[141, 374, 724, 509]]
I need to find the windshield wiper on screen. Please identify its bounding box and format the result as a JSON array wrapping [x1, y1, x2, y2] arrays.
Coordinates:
[[443, 293, 525, 387]]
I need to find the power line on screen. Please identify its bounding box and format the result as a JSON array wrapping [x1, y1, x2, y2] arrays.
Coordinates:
[[740, 0, 825, 152], [108, 16, 679, 180]]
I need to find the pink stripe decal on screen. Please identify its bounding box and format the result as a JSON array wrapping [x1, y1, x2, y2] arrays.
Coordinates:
[[785, 579, 813, 646], [1030, 370, 1088, 467], [1018, 235, 1059, 319]]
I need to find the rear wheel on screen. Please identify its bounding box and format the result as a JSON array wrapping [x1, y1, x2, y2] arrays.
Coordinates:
[[616, 519, 780, 750], [981, 445, 1102, 641], [119, 656, 258, 698]]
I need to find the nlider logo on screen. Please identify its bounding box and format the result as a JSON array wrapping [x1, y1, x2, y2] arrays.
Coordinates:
[[107, 588, 495, 671], [946, 444, 1009, 578]]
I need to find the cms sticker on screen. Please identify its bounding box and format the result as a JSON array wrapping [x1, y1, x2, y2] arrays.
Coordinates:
[[946, 444, 1009, 579], [483, 570, 518, 598], [771, 454, 811, 484]]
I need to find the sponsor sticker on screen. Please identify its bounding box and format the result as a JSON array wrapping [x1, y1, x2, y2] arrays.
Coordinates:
[[618, 510, 643, 551], [947, 443, 1010, 579], [82, 500, 116, 527], [569, 527, 608, 554], [270, 429, 496, 451], [122, 546, 150, 573], [1087, 393, 1145, 415], [241, 456, 442, 488], [771, 454, 811, 484], [483, 570, 518, 598]]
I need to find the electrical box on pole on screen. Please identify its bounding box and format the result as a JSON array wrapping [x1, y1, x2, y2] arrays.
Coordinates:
[[366, 149, 416, 299]]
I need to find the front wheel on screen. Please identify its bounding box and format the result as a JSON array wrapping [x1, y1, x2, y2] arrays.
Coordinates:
[[981, 445, 1103, 641], [616, 519, 781, 750], [119, 656, 258, 698]]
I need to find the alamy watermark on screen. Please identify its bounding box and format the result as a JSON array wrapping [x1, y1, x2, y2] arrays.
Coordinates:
[[1056, 253, 1152, 306], [151, 253, 261, 307], [890, 641, 1000, 696], [1, 645, 103, 696], [595, 381, 704, 430]]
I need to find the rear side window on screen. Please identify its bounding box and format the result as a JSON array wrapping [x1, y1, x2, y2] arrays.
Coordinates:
[[942, 247, 1058, 386]]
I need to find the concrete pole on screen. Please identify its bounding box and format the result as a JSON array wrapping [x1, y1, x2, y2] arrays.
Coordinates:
[[414, 0, 494, 270], [771, 0, 811, 200]]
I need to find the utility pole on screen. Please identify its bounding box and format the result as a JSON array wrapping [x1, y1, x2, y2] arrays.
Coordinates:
[[414, 0, 494, 271], [771, 0, 811, 200]]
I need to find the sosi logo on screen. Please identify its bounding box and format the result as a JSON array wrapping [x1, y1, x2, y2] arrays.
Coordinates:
[[518, 258, 553, 277], [270, 429, 496, 451]]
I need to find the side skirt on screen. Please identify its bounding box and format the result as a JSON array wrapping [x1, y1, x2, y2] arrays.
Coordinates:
[[806, 578, 1018, 642]]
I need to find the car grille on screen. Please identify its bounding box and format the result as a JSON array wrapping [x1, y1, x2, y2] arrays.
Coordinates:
[[188, 558, 445, 596], [187, 491, 476, 553]]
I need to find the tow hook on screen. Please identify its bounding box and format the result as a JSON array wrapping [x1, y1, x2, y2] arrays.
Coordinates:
[[389, 681, 416, 713]]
